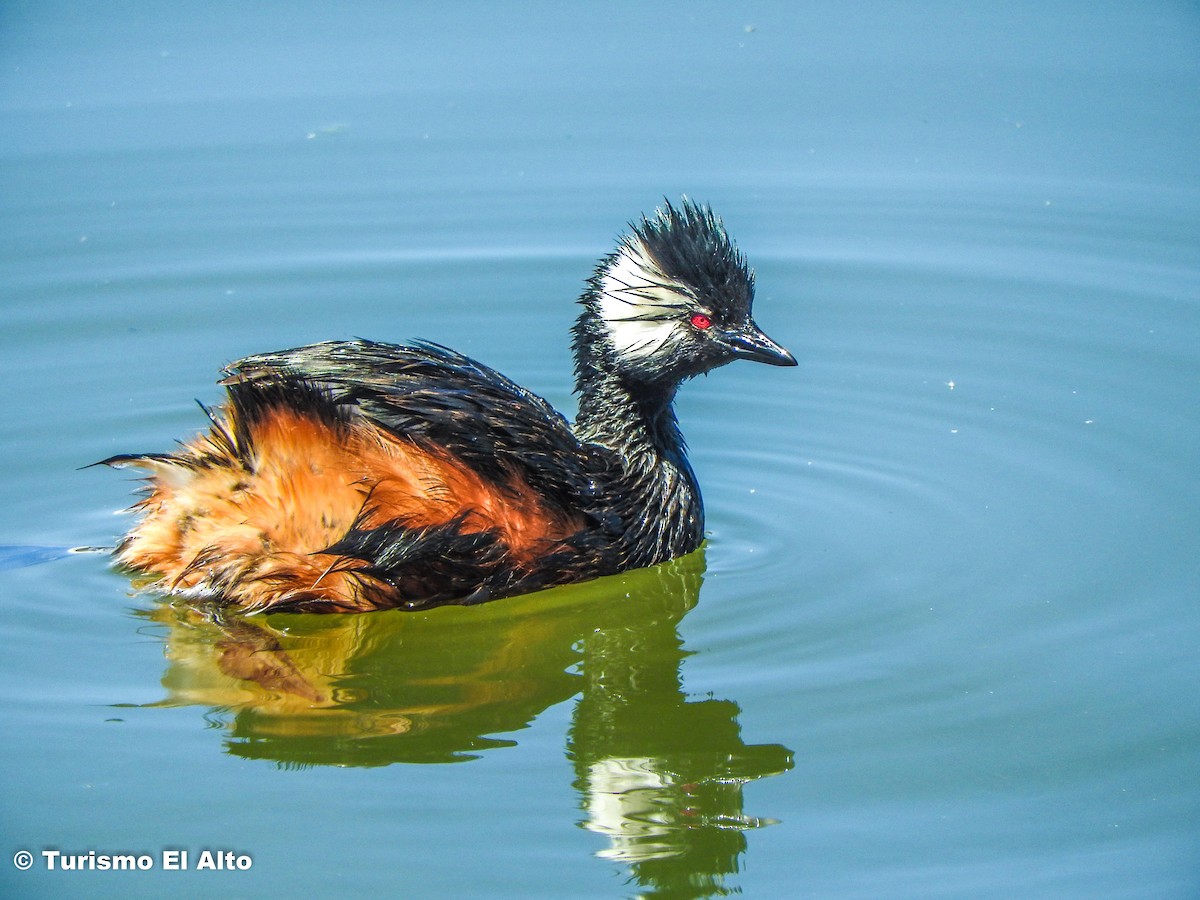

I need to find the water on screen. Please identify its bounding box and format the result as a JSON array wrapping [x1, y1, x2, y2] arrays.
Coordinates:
[[2, 3, 1198, 897]]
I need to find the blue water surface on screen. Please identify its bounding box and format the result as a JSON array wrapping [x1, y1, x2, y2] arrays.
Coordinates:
[[2, 3, 1198, 898]]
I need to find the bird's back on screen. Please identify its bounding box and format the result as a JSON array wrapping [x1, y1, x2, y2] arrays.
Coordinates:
[[110, 340, 625, 613]]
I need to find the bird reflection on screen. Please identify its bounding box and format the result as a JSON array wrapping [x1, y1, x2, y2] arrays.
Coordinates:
[[134, 548, 792, 895]]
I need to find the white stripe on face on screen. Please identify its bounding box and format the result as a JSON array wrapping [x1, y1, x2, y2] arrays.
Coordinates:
[[597, 239, 692, 360]]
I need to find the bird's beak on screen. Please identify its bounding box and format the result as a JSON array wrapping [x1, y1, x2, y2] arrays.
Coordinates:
[[721, 322, 797, 367]]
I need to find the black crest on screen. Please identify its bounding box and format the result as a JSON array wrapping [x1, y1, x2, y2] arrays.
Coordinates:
[[631, 198, 755, 317]]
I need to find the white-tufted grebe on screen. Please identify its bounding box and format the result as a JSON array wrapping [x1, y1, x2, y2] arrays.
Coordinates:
[[102, 199, 796, 613]]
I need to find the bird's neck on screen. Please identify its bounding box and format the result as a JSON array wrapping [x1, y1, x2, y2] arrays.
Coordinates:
[[574, 359, 705, 568], [574, 357, 684, 464], [571, 306, 705, 566]]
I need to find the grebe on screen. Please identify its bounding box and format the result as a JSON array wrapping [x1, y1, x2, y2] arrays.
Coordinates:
[[103, 199, 795, 613]]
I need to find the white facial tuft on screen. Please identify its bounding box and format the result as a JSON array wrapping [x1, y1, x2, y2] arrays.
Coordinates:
[[597, 239, 693, 361]]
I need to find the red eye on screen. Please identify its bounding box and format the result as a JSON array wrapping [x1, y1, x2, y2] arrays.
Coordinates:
[[689, 313, 712, 330]]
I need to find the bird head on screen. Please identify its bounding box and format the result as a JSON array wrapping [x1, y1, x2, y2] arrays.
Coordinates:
[[575, 199, 796, 392]]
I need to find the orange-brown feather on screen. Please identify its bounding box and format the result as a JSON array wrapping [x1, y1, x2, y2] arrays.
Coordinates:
[[117, 403, 584, 611]]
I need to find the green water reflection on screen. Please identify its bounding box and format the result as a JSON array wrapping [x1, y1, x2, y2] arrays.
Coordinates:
[[136, 549, 793, 894]]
